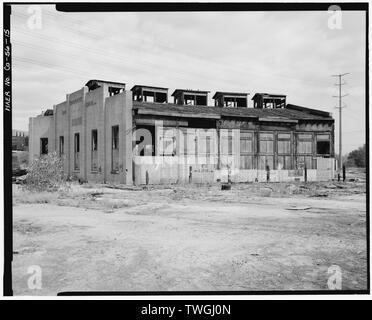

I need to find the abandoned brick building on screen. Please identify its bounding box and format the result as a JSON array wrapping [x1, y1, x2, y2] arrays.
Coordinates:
[[29, 80, 335, 185]]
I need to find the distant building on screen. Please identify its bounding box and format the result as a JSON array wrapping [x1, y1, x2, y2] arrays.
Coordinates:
[[12, 129, 28, 151], [29, 79, 335, 185]]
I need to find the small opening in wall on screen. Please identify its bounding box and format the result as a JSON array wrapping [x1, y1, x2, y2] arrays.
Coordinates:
[[317, 141, 330, 155], [40, 138, 48, 155], [59, 136, 64, 156]]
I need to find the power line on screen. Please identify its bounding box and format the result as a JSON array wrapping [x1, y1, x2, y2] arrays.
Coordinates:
[[332, 72, 350, 171], [11, 27, 234, 87], [11, 11, 331, 88]]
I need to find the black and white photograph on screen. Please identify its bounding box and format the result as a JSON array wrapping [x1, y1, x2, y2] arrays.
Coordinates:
[[2, 1, 369, 298]]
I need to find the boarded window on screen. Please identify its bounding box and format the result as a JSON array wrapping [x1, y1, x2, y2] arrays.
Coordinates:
[[59, 136, 64, 156], [241, 139, 253, 153], [194, 136, 198, 156], [221, 134, 233, 155], [260, 132, 274, 140], [317, 133, 330, 155], [278, 133, 291, 139], [184, 131, 188, 155], [277, 133, 292, 169], [240, 155, 253, 169], [111, 126, 119, 173], [40, 138, 48, 155], [259, 132, 274, 154], [278, 140, 291, 154], [158, 128, 176, 156], [277, 132, 291, 154], [180, 129, 188, 155], [240, 131, 253, 154], [161, 134, 176, 156], [206, 136, 211, 156], [258, 155, 274, 170], [260, 141, 273, 153], [298, 133, 312, 139], [74, 133, 80, 170], [297, 141, 312, 154], [306, 156, 313, 169], [198, 136, 206, 154], [277, 155, 292, 170], [297, 133, 313, 154], [91, 130, 98, 172], [203, 136, 212, 164], [220, 131, 233, 169], [297, 156, 313, 169], [228, 136, 232, 154], [185, 130, 196, 155], [240, 131, 254, 169], [317, 134, 330, 141], [197, 134, 214, 156]]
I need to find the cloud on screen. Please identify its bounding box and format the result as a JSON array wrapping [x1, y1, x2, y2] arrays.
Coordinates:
[[11, 5, 366, 153]]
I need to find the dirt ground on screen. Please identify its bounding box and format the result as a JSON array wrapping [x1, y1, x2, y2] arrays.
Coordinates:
[[12, 168, 367, 295]]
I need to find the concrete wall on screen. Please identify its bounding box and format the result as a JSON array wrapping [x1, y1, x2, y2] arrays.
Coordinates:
[[133, 156, 331, 185], [85, 86, 105, 182], [133, 156, 186, 185], [104, 91, 133, 184], [29, 86, 133, 184], [54, 101, 69, 173], [67, 87, 87, 180], [28, 115, 54, 163]]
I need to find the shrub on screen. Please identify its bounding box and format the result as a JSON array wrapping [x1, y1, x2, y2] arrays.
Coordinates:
[[23, 152, 66, 192], [345, 144, 366, 168]]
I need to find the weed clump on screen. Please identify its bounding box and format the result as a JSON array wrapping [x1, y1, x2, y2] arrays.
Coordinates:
[[23, 152, 66, 192]]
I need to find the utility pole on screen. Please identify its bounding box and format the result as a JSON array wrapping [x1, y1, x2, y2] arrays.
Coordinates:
[[332, 73, 349, 172]]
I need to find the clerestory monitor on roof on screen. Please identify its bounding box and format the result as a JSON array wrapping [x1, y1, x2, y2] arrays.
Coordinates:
[[131, 85, 168, 103], [85, 79, 126, 96], [212, 92, 249, 108], [171, 89, 210, 106], [251, 93, 286, 109]]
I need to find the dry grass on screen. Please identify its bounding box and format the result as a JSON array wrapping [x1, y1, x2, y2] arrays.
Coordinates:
[[13, 168, 366, 210], [13, 183, 134, 212], [13, 190, 58, 204]]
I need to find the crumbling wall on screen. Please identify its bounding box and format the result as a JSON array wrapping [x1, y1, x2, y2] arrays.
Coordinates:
[[28, 114, 54, 164]]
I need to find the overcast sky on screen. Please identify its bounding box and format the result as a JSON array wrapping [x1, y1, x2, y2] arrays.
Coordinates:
[[11, 5, 366, 154]]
